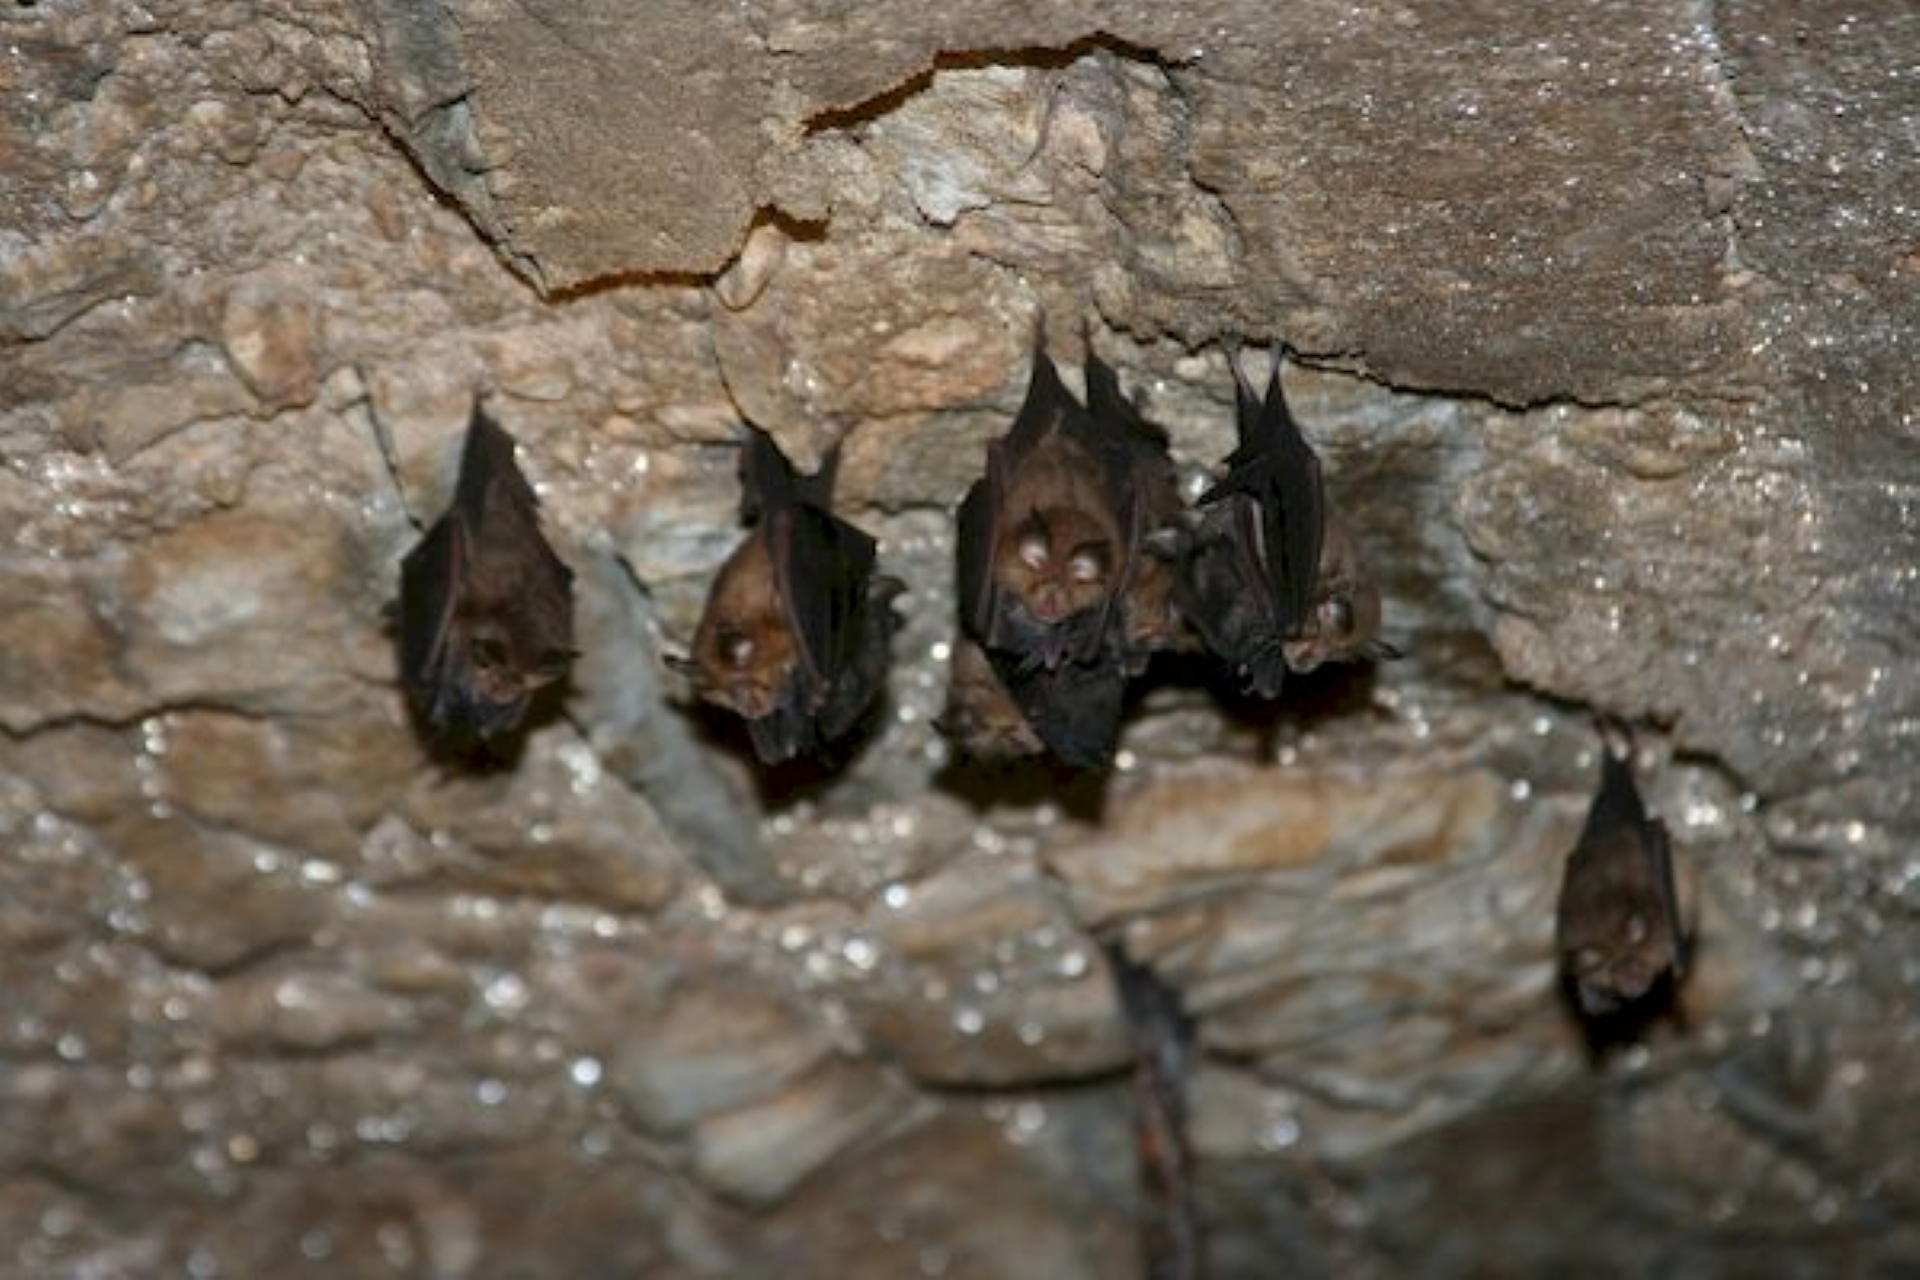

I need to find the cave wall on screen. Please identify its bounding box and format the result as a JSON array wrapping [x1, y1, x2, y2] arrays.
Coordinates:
[[2, 0, 1917, 1276]]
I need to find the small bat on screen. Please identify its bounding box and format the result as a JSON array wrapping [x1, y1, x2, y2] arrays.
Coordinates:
[[1104, 942, 1202, 1280], [671, 425, 902, 765], [950, 335, 1179, 765], [1179, 346, 1393, 694], [1555, 722, 1689, 1017], [398, 404, 575, 748], [956, 339, 1128, 673], [1083, 347, 1188, 672]]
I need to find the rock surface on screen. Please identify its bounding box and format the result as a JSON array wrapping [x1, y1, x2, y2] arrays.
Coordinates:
[[2, 0, 1916, 1276]]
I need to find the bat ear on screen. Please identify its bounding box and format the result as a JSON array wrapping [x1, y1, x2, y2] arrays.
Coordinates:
[[871, 574, 909, 607], [662, 652, 705, 682], [1594, 714, 1637, 762]]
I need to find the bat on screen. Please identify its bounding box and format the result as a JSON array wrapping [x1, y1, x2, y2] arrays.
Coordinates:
[[1083, 347, 1188, 672], [1178, 346, 1393, 695], [956, 339, 1128, 673], [670, 425, 902, 765], [1555, 721, 1689, 1017], [398, 404, 575, 748], [1104, 942, 1202, 1280], [949, 334, 1180, 766]]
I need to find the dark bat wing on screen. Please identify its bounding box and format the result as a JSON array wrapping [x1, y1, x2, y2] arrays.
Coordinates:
[[1256, 361, 1324, 638], [955, 457, 1004, 645], [757, 432, 890, 761], [738, 423, 808, 525], [1202, 497, 1290, 697], [456, 405, 538, 514], [995, 644, 1127, 769], [1004, 339, 1081, 465], [459, 404, 575, 658], [398, 510, 466, 726], [768, 504, 877, 695], [1645, 817, 1687, 977]]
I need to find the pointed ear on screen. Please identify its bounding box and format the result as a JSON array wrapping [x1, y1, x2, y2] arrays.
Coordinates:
[[871, 574, 909, 607], [662, 652, 705, 681]]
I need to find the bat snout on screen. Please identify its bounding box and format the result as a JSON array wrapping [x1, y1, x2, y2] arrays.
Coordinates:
[[722, 677, 782, 720], [1032, 586, 1071, 623]]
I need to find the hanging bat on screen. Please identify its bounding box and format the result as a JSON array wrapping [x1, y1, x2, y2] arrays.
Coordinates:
[[950, 335, 1179, 766], [956, 337, 1165, 673], [1555, 721, 1689, 1017], [1178, 346, 1392, 696], [398, 404, 575, 748], [670, 425, 902, 765], [1083, 346, 1188, 672]]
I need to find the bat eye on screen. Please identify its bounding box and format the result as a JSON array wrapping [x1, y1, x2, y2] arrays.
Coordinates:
[[1321, 596, 1354, 636], [719, 630, 756, 669], [1066, 542, 1109, 583], [1573, 946, 1605, 973], [470, 636, 507, 670], [1625, 913, 1649, 945], [1017, 535, 1049, 570]]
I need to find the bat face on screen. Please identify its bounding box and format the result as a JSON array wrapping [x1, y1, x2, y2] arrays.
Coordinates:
[[399, 406, 574, 749], [681, 529, 800, 721], [674, 427, 898, 766], [994, 506, 1116, 629], [1555, 733, 1688, 1017]]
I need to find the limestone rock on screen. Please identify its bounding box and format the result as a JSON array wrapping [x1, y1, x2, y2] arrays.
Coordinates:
[[1, 0, 1915, 1272]]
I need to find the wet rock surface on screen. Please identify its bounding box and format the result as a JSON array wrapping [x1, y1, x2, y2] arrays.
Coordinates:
[[2, 1, 1917, 1277]]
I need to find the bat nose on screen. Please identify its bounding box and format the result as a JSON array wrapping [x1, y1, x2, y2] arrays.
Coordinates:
[[1034, 588, 1067, 621]]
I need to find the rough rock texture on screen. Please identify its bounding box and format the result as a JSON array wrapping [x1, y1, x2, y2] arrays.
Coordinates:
[[2, 0, 1917, 1277]]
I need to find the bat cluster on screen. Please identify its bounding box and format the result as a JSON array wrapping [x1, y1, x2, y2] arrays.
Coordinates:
[[395, 335, 1397, 771], [941, 336, 1395, 769]]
